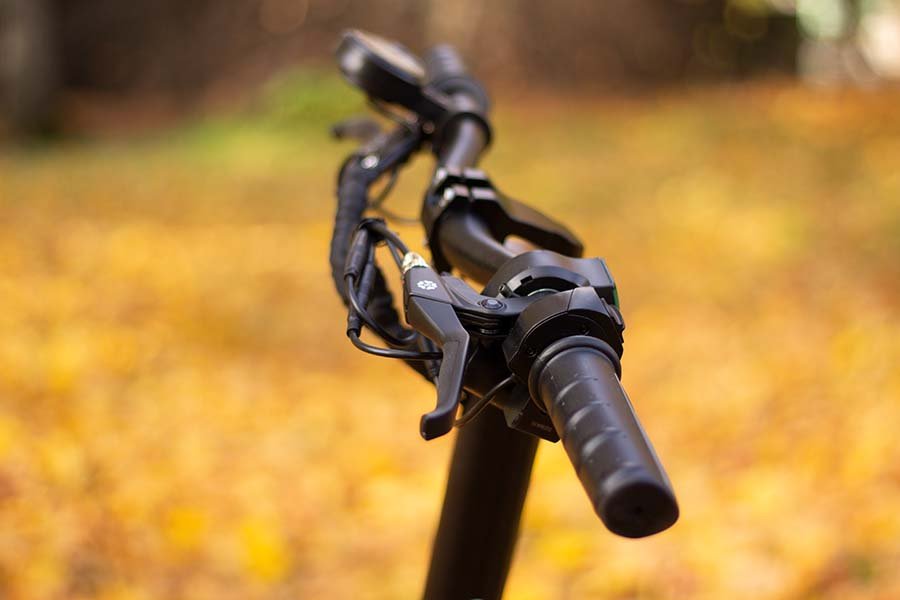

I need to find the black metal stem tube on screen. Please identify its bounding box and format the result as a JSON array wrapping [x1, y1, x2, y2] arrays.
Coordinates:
[[423, 406, 538, 600]]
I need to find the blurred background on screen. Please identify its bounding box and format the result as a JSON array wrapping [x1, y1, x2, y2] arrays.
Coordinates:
[[1, 0, 899, 598]]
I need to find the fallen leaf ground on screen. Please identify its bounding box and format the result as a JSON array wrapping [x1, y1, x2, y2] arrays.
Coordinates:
[[1, 79, 899, 599]]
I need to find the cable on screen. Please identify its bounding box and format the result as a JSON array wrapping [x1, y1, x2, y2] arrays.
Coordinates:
[[346, 274, 417, 347], [367, 99, 418, 135], [416, 336, 441, 383], [368, 167, 398, 205], [356, 220, 407, 274], [348, 330, 442, 361], [369, 168, 420, 225], [385, 240, 405, 270], [374, 206, 420, 225], [455, 375, 516, 428], [365, 220, 410, 254], [342, 219, 444, 363], [369, 167, 399, 207]]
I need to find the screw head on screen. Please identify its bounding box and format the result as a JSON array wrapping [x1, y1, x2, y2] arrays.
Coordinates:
[[480, 298, 505, 310]]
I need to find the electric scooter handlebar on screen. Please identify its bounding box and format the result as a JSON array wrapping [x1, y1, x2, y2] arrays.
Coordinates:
[[331, 30, 678, 540], [419, 43, 678, 538]]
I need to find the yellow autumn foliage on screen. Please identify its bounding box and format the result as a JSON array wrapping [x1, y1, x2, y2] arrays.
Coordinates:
[[1, 82, 899, 599]]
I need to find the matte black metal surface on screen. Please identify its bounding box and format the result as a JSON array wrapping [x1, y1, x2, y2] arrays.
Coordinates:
[[439, 211, 514, 283], [423, 406, 538, 600]]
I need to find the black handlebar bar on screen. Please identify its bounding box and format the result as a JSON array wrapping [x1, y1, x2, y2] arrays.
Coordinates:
[[423, 45, 504, 276], [438, 211, 513, 284]]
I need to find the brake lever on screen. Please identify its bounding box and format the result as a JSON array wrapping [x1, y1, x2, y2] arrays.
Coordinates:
[[402, 253, 470, 440]]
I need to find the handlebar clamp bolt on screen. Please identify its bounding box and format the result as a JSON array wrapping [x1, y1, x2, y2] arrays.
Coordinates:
[[438, 187, 456, 209], [479, 298, 505, 310]]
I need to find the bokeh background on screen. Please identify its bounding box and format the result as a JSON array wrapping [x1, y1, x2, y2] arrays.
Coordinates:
[[2, 1, 900, 599]]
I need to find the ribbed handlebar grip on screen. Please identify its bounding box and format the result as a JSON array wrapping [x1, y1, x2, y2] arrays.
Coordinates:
[[425, 44, 469, 82], [424, 45, 489, 113], [531, 337, 679, 537]]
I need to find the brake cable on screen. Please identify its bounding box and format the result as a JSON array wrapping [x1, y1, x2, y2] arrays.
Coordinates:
[[343, 219, 442, 361]]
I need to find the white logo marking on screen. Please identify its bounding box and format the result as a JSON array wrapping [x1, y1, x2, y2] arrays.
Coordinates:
[[417, 280, 438, 291]]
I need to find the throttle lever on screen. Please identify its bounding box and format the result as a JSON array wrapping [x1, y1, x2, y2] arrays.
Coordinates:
[[402, 253, 470, 440]]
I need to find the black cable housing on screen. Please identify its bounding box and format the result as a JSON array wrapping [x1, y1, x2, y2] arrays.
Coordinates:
[[347, 331, 443, 361], [455, 376, 516, 428]]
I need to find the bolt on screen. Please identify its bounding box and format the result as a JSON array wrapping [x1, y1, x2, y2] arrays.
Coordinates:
[[479, 298, 505, 310], [361, 154, 379, 169], [438, 187, 456, 209]]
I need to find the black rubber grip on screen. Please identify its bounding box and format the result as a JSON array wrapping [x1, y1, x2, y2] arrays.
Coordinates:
[[531, 337, 678, 538], [424, 45, 489, 113], [425, 45, 469, 81]]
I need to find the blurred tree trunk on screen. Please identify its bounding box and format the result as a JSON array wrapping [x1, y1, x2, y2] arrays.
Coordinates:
[[423, 0, 522, 81], [513, 0, 730, 87], [0, 0, 59, 132], [424, 0, 483, 50]]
